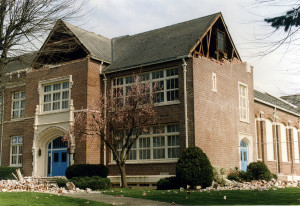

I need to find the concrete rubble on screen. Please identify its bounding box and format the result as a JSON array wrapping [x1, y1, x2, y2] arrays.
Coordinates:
[[0, 178, 92, 194], [202, 178, 300, 192]]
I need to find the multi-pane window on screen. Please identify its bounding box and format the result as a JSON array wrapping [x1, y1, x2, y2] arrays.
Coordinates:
[[116, 124, 180, 162], [112, 68, 179, 105], [239, 83, 249, 122], [11, 136, 23, 166], [12, 91, 25, 118], [43, 81, 70, 112], [217, 30, 225, 51]]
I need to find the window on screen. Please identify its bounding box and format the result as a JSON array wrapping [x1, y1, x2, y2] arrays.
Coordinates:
[[212, 73, 217, 92], [115, 124, 180, 162], [10, 136, 23, 166], [217, 30, 225, 51], [238, 83, 249, 122], [12, 91, 25, 119], [112, 68, 179, 105], [42, 81, 70, 112]]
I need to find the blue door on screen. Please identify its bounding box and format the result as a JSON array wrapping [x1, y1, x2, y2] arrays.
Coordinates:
[[240, 140, 248, 171], [47, 137, 69, 177]]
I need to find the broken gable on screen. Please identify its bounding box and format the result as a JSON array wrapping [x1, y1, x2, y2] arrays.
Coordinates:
[[33, 20, 88, 68], [191, 13, 241, 61]]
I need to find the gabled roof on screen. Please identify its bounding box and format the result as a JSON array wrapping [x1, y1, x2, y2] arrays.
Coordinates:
[[63, 21, 111, 63], [104, 13, 220, 73], [254, 90, 300, 116]]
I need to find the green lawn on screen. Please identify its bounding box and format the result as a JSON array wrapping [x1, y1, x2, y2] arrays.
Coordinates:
[[0, 192, 108, 206], [103, 187, 300, 205]]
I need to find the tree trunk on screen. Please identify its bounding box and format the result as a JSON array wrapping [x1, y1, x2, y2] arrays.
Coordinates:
[[118, 163, 127, 188]]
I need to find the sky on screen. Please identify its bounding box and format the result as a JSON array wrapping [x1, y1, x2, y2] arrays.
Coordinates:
[[74, 0, 299, 97]]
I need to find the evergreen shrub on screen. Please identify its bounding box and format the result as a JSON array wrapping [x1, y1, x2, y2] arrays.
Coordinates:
[[65, 164, 108, 179]]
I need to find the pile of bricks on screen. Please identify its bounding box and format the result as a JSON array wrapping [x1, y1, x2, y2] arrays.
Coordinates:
[[0, 179, 89, 194], [202, 179, 299, 191]]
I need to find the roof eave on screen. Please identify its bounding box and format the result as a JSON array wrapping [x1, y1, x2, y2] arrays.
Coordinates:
[[103, 55, 190, 74], [254, 97, 300, 117]]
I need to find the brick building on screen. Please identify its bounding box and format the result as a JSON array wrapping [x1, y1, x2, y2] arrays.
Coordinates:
[[0, 12, 299, 185]]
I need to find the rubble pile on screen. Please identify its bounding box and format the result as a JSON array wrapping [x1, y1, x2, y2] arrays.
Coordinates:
[[202, 179, 300, 191], [0, 178, 89, 194]]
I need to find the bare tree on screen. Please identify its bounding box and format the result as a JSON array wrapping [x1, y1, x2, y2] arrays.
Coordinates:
[[64, 76, 157, 188]]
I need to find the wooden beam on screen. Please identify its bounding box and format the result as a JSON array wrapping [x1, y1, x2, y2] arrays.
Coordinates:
[[206, 28, 212, 57]]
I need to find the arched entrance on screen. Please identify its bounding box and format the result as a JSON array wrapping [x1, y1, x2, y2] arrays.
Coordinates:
[[240, 140, 248, 171], [47, 136, 69, 177]]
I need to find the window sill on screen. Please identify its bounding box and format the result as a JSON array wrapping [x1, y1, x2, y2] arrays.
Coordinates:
[[240, 119, 250, 124], [10, 165, 22, 167], [154, 101, 180, 107], [10, 118, 25, 122], [108, 159, 178, 165]]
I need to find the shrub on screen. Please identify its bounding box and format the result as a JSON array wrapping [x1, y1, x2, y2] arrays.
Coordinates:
[[156, 176, 179, 190], [0, 166, 22, 180], [176, 147, 213, 189], [56, 178, 68, 188], [213, 167, 225, 186], [71, 176, 111, 190], [246, 161, 272, 181], [65, 164, 108, 179], [272, 173, 278, 180]]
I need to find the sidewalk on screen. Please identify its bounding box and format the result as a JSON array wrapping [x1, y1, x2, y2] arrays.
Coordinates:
[[64, 192, 182, 206]]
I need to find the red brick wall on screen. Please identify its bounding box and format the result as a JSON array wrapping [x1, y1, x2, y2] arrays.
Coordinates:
[[192, 56, 256, 170]]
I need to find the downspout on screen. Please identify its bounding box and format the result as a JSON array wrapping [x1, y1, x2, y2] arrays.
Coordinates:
[[182, 58, 188, 148], [0, 89, 4, 166], [100, 62, 107, 165], [273, 107, 279, 176]]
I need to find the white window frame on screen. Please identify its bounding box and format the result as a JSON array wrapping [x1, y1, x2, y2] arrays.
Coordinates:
[[11, 91, 25, 119], [112, 67, 179, 106], [238, 82, 249, 122], [10, 136, 23, 167], [113, 124, 180, 163], [212, 73, 217, 92], [38, 76, 73, 114]]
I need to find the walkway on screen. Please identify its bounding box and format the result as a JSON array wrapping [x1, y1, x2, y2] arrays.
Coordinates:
[[64, 192, 182, 206]]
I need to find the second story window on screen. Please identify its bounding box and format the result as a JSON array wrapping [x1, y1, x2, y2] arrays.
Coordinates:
[[43, 81, 70, 112], [12, 91, 25, 119], [113, 67, 179, 105], [239, 83, 249, 122]]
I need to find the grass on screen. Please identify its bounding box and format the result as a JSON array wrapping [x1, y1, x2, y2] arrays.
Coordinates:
[[103, 187, 300, 205], [0, 192, 109, 206]]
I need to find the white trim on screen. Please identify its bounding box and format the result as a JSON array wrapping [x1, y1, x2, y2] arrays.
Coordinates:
[[238, 82, 249, 122], [212, 73, 217, 92]]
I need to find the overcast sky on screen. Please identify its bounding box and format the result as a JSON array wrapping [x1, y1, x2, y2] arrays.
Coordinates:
[[75, 0, 299, 97]]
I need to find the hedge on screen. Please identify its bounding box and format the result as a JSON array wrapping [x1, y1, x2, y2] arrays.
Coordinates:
[[65, 164, 108, 179]]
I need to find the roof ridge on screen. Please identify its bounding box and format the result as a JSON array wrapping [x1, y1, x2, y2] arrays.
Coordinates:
[[112, 12, 220, 40], [62, 20, 111, 41]]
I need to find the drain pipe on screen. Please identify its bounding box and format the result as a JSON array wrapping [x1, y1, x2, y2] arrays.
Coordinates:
[[100, 62, 107, 165], [182, 58, 188, 148], [273, 107, 279, 176], [0, 89, 4, 166]]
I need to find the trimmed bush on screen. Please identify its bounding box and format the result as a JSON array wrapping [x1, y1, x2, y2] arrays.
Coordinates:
[[0, 166, 22, 180], [156, 176, 179, 190], [246, 161, 272, 181], [176, 147, 213, 188], [56, 178, 68, 188], [65, 164, 108, 179], [71, 176, 111, 190]]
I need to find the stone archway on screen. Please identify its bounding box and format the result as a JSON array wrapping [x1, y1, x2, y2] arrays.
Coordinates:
[[32, 126, 73, 177]]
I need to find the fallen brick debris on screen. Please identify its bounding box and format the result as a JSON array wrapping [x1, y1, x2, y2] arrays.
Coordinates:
[[201, 178, 300, 191]]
